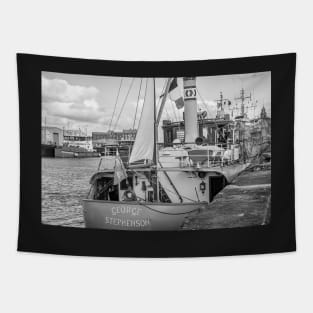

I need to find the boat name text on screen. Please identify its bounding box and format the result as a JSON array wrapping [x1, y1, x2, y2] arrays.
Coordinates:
[[105, 216, 150, 228], [111, 206, 142, 216]]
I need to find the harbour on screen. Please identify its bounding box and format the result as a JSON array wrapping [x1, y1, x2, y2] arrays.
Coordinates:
[[42, 157, 270, 229], [41, 73, 271, 231]]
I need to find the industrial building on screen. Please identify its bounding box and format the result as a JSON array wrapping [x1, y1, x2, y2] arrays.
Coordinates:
[[41, 126, 64, 146]]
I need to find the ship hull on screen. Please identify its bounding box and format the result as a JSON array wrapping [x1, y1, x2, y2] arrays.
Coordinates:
[[83, 200, 207, 231], [54, 147, 100, 158], [41, 144, 55, 157]]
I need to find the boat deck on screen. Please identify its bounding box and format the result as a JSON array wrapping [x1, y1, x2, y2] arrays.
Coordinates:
[[182, 163, 271, 230]]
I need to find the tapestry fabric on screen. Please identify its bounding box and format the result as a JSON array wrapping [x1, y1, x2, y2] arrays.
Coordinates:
[[17, 53, 296, 257]]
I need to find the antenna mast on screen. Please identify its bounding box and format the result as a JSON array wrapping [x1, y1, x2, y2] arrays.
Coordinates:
[[235, 88, 252, 117], [215, 92, 231, 119]]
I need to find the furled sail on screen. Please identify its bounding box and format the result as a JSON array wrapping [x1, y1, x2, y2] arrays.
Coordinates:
[[129, 78, 155, 164]]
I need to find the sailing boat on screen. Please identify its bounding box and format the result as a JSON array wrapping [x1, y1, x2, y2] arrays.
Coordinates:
[[83, 77, 248, 231]]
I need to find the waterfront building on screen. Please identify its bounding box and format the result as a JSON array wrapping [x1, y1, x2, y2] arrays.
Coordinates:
[[41, 126, 64, 146]]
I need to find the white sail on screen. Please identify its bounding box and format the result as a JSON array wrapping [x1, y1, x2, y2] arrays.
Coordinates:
[[129, 78, 155, 164]]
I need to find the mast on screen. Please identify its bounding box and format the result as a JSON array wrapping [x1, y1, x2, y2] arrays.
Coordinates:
[[156, 78, 172, 124], [215, 92, 231, 119], [153, 78, 159, 201], [183, 77, 198, 144], [235, 88, 251, 117]]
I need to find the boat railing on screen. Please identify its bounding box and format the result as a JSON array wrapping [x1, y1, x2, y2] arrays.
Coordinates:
[[97, 155, 118, 171], [103, 149, 119, 157], [160, 151, 242, 169], [159, 159, 230, 169]]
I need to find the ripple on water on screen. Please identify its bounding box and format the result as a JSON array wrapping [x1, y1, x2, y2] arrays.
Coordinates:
[[41, 157, 100, 228]]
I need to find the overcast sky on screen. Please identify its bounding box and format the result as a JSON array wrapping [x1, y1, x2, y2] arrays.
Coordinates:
[[42, 71, 271, 136]]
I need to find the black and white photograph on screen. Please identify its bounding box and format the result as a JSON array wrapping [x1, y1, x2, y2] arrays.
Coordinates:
[[3, 0, 309, 310], [41, 72, 271, 231]]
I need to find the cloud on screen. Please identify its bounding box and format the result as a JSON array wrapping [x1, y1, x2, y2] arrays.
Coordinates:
[[42, 76, 103, 128], [42, 77, 98, 102], [43, 100, 101, 123]]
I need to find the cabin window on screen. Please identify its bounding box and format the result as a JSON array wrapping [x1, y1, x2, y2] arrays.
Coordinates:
[[141, 181, 146, 191], [94, 178, 119, 201], [148, 191, 154, 202]]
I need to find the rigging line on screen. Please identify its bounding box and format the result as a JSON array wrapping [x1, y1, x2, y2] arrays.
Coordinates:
[[113, 78, 135, 131], [176, 106, 181, 123], [149, 179, 199, 203], [160, 78, 171, 119], [158, 78, 176, 121], [196, 87, 209, 113], [162, 81, 170, 120], [156, 78, 171, 120], [137, 171, 198, 203], [174, 100, 181, 123], [179, 106, 183, 122], [108, 77, 123, 131], [175, 100, 181, 123], [132, 78, 143, 130], [131, 169, 198, 204], [158, 161, 183, 203], [133, 78, 148, 140], [156, 78, 167, 111], [170, 99, 179, 122], [197, 86, 219, 131], [164, 105, 171, 120], [161, 82, 176, 122], [195, 87, 205, 111], [137, 201, 200, 216]]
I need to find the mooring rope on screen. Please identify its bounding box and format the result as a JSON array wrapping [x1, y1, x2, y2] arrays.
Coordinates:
[[137, 201, 202, 215], [131, 169, 199, 204]]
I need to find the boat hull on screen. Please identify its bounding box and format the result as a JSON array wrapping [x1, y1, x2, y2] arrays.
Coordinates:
[[55, 147, 100, 158], [83, 200, 207, 231]]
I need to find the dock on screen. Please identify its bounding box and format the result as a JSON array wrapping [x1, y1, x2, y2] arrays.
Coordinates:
[[183, 163, 271, 230]]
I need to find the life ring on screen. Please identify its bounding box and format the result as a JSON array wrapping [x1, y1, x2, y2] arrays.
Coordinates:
[[123, 190, 137, 201]]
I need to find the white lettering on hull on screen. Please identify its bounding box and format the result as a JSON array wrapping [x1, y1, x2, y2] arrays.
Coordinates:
[[111, 206, 142, 216], [105, 216, 150, 228], [103, 205, 151, 228]]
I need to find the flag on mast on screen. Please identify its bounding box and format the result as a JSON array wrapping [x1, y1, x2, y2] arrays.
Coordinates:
[[169, 78, 184, 109], [113, 156, 127, 185], [160, 78, 184, 109]]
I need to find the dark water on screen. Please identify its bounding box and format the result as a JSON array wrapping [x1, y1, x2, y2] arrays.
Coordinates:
[[41, 158, 100, 227]]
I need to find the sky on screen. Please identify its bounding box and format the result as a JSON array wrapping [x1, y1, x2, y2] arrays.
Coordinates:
[[42, 71, 271, 138]]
